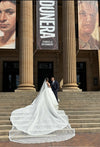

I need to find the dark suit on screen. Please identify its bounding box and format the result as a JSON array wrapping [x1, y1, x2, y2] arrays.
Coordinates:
[[50, 80, 59, 102]]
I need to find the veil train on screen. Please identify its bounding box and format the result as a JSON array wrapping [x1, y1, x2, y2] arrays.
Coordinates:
[[9, 80, 75, 143]]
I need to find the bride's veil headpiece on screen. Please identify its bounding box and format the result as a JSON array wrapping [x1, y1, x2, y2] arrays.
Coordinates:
[[38, 79, 48, 95], [31, 78, 48, 104]]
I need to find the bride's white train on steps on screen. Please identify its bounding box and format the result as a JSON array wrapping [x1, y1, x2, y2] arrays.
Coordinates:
[[9, 80, 75, 144]]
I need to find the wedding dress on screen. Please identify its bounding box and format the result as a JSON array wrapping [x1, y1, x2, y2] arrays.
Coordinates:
[[9, 80, 75, 144]]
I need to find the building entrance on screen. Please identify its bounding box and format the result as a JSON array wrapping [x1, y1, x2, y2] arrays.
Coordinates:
[[77, 62, 87, 91], [38, 62, 54, 91], [3, 61, 19, 92]]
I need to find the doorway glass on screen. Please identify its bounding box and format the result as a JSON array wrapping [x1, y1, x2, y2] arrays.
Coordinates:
[[3, 61, 19, 92], [77, 62, 87, 91]]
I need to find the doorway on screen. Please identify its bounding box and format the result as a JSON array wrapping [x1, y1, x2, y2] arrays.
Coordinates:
[[38, 62, 54, 91], [77, 62, 87, 91], [3, 61, 19, 92]]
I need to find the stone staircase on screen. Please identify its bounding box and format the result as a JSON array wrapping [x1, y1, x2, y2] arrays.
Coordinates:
[[0, 91, 100, 141], [59, 92, 100, 133]]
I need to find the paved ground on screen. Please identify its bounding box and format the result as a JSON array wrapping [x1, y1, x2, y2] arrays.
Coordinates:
[[0, 133, 100, 147]]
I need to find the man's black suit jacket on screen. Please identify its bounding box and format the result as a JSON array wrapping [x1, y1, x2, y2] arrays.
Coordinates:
[[50, 81, 59, 101]]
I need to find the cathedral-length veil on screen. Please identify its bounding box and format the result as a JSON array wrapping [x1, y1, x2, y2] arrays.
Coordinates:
[[9, 80, 75, 144]]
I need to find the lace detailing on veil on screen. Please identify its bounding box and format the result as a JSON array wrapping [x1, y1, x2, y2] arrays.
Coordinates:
[[9, 80, 75, 143]]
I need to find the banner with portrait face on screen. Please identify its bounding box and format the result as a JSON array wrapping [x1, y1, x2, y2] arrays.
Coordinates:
[[36, 0, 58, 50], [78, 1, 99, 50], [0, 0, 16, 49]]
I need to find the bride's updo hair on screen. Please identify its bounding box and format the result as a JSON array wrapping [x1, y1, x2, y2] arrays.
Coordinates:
[[45, 77, 49, 82]]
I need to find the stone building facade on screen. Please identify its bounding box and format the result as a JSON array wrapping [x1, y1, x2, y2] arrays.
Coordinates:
[[0, 1, 100, 92]]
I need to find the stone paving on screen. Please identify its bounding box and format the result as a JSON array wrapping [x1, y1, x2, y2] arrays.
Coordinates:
[[0, 133, 100, 147]]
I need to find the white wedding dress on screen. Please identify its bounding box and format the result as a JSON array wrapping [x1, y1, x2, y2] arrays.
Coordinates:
[[9, 80, 75, 144]]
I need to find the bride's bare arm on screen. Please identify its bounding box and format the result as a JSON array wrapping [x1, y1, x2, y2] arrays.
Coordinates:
[[46, 82, 51, 87]]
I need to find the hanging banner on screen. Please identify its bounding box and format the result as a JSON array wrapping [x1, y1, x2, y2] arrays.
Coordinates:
[[36, 0, 58, 50], [0, 0, 16, 49], [78, 1, 100, 50]]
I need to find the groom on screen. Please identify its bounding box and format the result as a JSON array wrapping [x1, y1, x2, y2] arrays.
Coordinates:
[[50, 77, 59, 102]]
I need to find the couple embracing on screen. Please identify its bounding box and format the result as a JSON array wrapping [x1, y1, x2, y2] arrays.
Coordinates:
[[47, 76, 59, 102]]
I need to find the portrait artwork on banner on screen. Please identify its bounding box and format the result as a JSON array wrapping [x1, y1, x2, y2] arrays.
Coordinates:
[[78, 1, 100, 50], [0, 0, 16, 49]]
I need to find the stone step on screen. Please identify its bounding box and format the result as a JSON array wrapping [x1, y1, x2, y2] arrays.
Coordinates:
[[0, 120, 11, 125], [59, 96, 100, 98], [65, 111, 100, 115], [1, 118, 100, 125], [0, 96, 100, 99], [58, 92, 100, 95], [69, 114, 100, 119], [0, 122, 100, 131], [0, 98, 100, 103], [0, 99, 35, 101], [59, 97, 100, 99], [0, 127, 100, 140], [0, 97, 29, 99], [1, 114, 100, 120], [0, 135, 9, 142], [0, 102, 32, 104], [0, 130, 9, 135], [0, 116, 10, 120], [60, 96, 100, 97], [59, 105, 100, 108], [1, 108, 100, 112], [60, 104, 100, 107], [0, 108, 26, 112], [0, 98, 35, 100], [0, 127, 100, 142], [59, 98, 100, 100], [0, 106, 25, 108], [61, 108, 100, 111], [0, 123, 100, 131], [0, 125, 11, 130], [0, 97, 34, 99], [0, 106, 100, 110], [75, 127, 100, 133], [0, 106, 26, 109], [60, 105, 100, 107], [60, 101, 100, 103], [0, 111, 100, 116], [0, 103, 31, 106], [0, 92, 100, 99], [0, 112, 11, 116], [59, 102, 100, 104], [1, 101, 100, 104], [1, 97, 100, 99], [1, 100, 100, 104], [1, 104, 99, 107], [69, 118, 100, 123], [0, 95, 100, 98], [1, 104, 100, 107], [71, 123, 100, 128]]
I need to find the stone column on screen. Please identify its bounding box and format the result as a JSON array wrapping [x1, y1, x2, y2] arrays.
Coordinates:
[[62, 1, 80, 91], [17, 1, 35, 91], [98, 50, 100, 89], [98, 27, 100, 90]]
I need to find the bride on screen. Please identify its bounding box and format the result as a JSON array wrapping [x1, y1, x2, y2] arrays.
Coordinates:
[[9, 78, 75, 144]]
